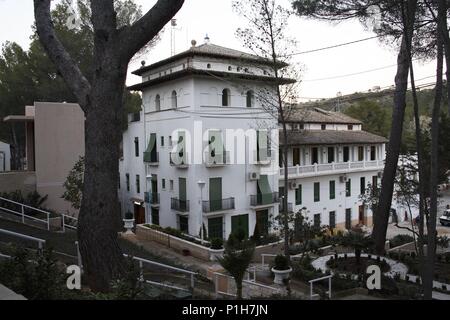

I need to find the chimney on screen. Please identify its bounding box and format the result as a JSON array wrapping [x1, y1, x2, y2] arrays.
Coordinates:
[[204, 34, 210, 44]]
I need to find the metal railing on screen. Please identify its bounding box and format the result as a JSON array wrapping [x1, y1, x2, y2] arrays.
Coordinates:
[[202, 197, 235, 213], [250, 192, 279, 206], [149, 193, 160, 205], [0, 228, 46, 254], [171, 198, 190, 212], [280, 160, 385, 179], [309, 274, 332, 300], [253, 149, 273, 165], [279, 201, 294, 213], [0, 196, 51, 230], [144, 151, 159, 164], [170, 152, 189, 167], [214, 271, 280, 299], [204, 150, 231, 167]]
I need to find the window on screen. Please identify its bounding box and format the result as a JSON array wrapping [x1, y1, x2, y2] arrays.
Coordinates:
[[161, 136, 164, 147], [311, 147, 319, 165], [358, 146, 364, 162], [345, 209, 352, 229], [170, 180, 174, 191], [231, 214, 249, 239], [136, 175, 140, 194], [169, 136, 173, 147], [346, 179, 351, 197], [179, 216, 189, 233], [244, 68, 249, 73], [327, 147, 335, 163], [329, 211, 336, 229], [228, 66, 232, 71], [370, 146, 377, 161], [155, 94, 161, 111], [171, 90, 177, 108], [314, 214, 321, 228], [207, 63, 212, 69], [222, 89, 231, 106], [162, 179, 166, 190], [348, 125, 354, 131], [246, 90, 254, 108], [360, 177, 366, 195], [329, 180, 336, 200], [208, 217, 223, 240], [126, 174, 130, 192], [299, 123, 305, 130], [293, 148, 301, 166], [151, 208, 159, 226], [372, 176, 379, 191], [295, 185, 302, 205], [314, 182, 320, 202], [343, 146, 350, 162], [134, 137, 139, 157], [321, 124, 326, 130]]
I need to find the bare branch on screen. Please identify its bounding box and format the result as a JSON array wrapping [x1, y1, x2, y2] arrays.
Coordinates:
[[33, 0, 91, 110], [119, 0, 184, 61]]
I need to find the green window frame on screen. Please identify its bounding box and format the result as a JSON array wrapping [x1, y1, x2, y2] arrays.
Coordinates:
[[360, 177, 366, 195], [231, 214, 249, 239], [136, 175, 140, 194], [126, 173, 130, 192], [346, 179, 351, 197], [208, 217, 224, 240], [329, 180, 336, 200], [314, 182, 320, 202], [295, 185, 302, 205]]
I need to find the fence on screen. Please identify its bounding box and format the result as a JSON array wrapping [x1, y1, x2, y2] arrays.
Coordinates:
[[214, 271, 280, 299], [0, 228, 46, 259], [309, 275, 332, 300]]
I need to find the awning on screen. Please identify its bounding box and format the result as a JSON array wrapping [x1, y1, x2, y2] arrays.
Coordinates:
[[258, 175, 273, 205]]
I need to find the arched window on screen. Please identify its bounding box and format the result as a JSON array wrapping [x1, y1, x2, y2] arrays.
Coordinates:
[[222, 89, 231, 107], [155, 94, 161, 111], [228, 66, 232, 71], [171, 90, 177, 109], [246, 90, 254, 108], [207, 63, 212, 69]]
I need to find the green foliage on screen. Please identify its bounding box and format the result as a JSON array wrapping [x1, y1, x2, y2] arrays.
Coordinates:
[[124, 211, 134, 220], [210, 238, 224, 250], [274, 254, 290, 271], [217, 232, 256, 299], [109, 256, 144, 300], [390, 234, 415, 248], [338, 227, 373, 264], [62, 156, 84, 210], [344, 99, 391, 138]]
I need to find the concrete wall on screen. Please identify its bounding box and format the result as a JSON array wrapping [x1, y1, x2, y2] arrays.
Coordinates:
[[0, 141, 11, 172], [0, 171, 36, 194], [34, 102, 85, 215]]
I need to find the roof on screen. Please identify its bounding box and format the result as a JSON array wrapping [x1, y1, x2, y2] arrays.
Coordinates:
[[128, 67, 295, 91], [3, 115, 35, 123], [281, 130, 388, 146], [285, 107, 362, 125], [132, 43, 287, 76]]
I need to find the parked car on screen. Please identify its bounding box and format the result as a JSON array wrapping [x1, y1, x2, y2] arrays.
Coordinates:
[[440, 209, 450, 227]]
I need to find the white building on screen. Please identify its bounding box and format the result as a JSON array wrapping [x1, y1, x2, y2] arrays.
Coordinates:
[[0, 140, 11, 172], [119, 41, 387, 240]]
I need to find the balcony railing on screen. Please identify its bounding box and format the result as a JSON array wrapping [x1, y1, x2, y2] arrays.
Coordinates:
[[202, 197, 235, 213], [280, 160, 385, 179], [279, 201, 294, 213], [171, 198, 190, 212], [149, 192, 160, 205], [144, 152, 159, 165], [204, 150, 231, 167], [250, 192, 279, 206], [170, 152, 189, 168], [253, 149, 273, 165]]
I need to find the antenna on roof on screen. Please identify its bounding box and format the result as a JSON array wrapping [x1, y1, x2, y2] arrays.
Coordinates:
[[204, 34, 210, 44], [170, 19, 181, 56]]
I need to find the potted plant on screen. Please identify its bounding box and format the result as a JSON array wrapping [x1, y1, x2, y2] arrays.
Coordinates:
[[123, 211, 135, 234], [209, 238, 225, 261], [271, 254, 292, 285]]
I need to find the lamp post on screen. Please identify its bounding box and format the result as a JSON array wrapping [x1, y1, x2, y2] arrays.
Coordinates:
[[198, 180, 206, 241]]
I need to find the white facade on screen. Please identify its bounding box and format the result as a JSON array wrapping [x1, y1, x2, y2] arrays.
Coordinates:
[[119, 42, 387, 240], [0, 141, 11, 172]]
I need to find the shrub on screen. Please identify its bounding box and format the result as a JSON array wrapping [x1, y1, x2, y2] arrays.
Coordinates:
[[210, 238, 224, 250], [124, 211, 134, 220], [390, 235, 414, 248], [273, 254, 290, 271]]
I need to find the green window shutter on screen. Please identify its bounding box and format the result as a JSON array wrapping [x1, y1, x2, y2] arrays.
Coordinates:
[[208, 217, 224, 240], [209, 177, 222, 211], [346, 179, 351, 197], [179, 178, 187, 201], [257, 130, 268, 161], [256, 210, 269, 236], [314, 182, 320, 202], [360, 177, 366, 195], [231, 214, 249, 239], [295, 185, 302, 205], [257, 175, 272, 205], [145, 133, 157, 162], [329, 181, 336, 200]]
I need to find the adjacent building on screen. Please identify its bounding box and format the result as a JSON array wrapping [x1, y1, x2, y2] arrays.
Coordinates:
[[119, 41, 388, 240], [0, 140, 11, 172]]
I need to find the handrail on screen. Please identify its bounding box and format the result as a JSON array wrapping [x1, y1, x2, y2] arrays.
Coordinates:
[[0, 228, 46, 250]]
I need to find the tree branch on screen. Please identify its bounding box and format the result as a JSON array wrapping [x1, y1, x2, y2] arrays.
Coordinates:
[[119, 0, 185, 61], [33, 0, 91, 111]]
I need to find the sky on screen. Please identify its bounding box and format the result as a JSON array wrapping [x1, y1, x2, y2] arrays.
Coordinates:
[[0, 0, 437, 100]]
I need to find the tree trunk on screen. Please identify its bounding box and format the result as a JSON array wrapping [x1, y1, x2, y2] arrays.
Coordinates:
[[423, 0, 445, 300], [236, 281, 243, 300], [372, 0, 418, 254], [355, 248, 361, 265], [77, 64, 127, 292], [282, 124, 290, 262]]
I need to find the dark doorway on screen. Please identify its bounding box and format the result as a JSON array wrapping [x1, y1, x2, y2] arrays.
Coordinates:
[[134, 204, 146, 225], [311, 147, 319, 164], [359, 205, 366, 225]]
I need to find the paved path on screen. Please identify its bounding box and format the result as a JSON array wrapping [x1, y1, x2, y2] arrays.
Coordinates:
[[0, 284, 26, 300]]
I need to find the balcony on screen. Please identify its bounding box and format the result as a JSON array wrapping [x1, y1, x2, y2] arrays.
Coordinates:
[[149, 192, 160, 206], [279, 201, 294, 213], [144, 152, 159, 166], [280, 160, 385, 180], [204, 151, 231, 167], [171, 198, 190, 212], [250, 192, 279, 207], [202, 197, 235, 213], [170, 152, 189, 168]]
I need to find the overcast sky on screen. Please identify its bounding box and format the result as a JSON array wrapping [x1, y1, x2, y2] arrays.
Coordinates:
[[0, 0, 437, 100]]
